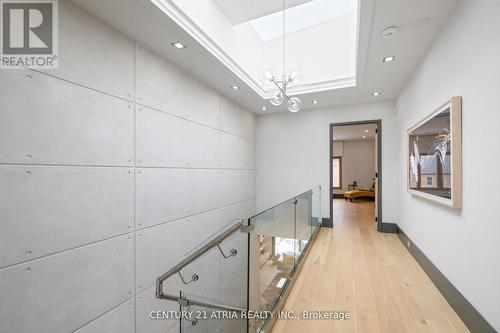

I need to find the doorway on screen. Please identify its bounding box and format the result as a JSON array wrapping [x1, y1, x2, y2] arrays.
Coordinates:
[[328, 120, 396, 233]]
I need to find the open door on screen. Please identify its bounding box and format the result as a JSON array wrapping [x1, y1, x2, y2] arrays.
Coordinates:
[[329, 120, 382, 230], [374, 127, 379, 226]]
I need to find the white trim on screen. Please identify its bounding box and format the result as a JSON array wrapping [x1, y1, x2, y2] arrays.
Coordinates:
[[287, 77, 356, 95], [150, 0, 265, 96]]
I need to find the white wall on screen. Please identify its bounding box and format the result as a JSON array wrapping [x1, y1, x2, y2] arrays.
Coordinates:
[[0, 1, 255, 332], [333, 139, 375, 194], [256, 101, 398, 222], [395, 1, 500, 330]]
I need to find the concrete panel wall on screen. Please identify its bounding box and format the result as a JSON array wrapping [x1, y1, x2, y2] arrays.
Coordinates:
[[0, 1, 256, 332], [0, 70, 134, 166]]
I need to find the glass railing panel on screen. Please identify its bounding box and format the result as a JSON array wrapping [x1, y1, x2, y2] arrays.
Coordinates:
[[248, 198, 296, 331], [156, 187, 321, 333], [162, 219, 248, 333], [179, 292, 246, 333], [311, 186, 322, 230], [295, 190, 313, 262], [250, 198, 296, 241]]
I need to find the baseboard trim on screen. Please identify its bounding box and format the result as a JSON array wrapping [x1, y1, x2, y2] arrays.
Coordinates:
[[378, 222, 398, 233], [322, 217, 333, 228], [397, 227, 497, 333], [332, 194, 344, 199]]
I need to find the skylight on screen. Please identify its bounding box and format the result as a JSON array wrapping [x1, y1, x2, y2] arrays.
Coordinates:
[[155, 0, 359, 97], [249, 0, 357, 41]]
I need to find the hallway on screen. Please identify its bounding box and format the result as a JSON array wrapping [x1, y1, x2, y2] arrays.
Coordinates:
[[271, 199, 469, 333]]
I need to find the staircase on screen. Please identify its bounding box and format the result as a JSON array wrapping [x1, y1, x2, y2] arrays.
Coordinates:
[[155, 186, 322, 333]]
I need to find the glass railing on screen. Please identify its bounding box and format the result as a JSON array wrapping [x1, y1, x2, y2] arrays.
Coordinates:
[[179, 292, 247, 333], [155, 186, 321, 333], [247, 187, 322, 332]]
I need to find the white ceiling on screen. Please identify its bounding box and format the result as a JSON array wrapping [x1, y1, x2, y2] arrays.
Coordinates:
[[71, 0, 459, 114], [333, 123, 377, 141], [214, 0, 312, 25]]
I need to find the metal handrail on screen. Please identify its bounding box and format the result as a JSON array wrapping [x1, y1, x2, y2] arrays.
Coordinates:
[[154, 186, 322, 331], [177, 296, 246, 313], [155, 219, 248, 310]]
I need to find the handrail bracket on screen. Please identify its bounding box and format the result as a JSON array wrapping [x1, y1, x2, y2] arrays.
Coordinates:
[[240, 224, 254, 233], [178, 297, 190, 307], [178, 271, 199, 285], [217, 243, 237, 258]]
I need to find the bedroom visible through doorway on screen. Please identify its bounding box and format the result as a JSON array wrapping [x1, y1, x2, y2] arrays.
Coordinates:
[[329, 120, 382, 230]]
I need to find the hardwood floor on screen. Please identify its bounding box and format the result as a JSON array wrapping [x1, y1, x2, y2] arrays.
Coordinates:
[[271, 199, 469, 333]]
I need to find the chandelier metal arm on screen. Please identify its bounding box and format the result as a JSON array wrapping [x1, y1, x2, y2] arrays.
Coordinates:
[[271, 79, 283, 92], [271, 79, 294, 103], [262, 0, 302, 112], [271, 78, 290, 93]]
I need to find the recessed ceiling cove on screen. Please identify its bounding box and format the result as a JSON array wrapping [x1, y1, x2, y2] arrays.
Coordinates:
[[150, 0, 359, 99]]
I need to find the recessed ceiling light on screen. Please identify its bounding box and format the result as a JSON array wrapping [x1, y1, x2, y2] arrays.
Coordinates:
[[312, 100, 319, 104], [382, 26, 398, 38], [171, 42, 186, 49], [261, 106, 267, 111], [362, 135, 367, 139], [383, 55, 395, 63], [372, 91, 381, 96], [364, 129, 369, 133], [231, 85, 240, 90]]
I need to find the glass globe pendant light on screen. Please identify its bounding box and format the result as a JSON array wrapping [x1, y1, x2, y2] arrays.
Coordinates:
[[289, 71, 302, 85], [263, 0, 302, 113], [270, 92, 284, 106], [287, 97, 302, 112]]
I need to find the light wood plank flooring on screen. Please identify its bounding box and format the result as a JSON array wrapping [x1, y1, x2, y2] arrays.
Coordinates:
[[271, 199, 469, 333]]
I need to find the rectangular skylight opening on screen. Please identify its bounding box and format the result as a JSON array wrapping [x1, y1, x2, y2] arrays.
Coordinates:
[[249, 0, 356, 41]]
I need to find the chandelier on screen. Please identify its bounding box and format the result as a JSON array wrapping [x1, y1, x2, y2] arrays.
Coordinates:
[[263, 0, 302, 112]]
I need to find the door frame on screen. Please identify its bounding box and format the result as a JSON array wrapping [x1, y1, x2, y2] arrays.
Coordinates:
[[329, 120, 397, 233]]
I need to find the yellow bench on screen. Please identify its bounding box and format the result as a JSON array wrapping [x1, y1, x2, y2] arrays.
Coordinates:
[[344, 189, 375, 202]]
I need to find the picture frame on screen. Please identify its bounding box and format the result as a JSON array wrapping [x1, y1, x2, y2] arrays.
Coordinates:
[[407, 96, 462, 208]]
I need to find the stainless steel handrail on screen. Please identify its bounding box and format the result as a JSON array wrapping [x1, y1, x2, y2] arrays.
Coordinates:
[[155, 219, 247, 310], [177, 296, 246, 313]]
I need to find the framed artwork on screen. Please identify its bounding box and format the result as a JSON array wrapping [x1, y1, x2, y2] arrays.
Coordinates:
[[407, 96, 462, 208]]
